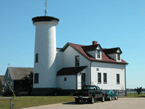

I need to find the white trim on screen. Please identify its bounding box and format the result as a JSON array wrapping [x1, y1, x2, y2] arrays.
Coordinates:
[[33, 21, 58, 26], [117, 49, 121, 53], [95, 50, 102, 60], [116, 54, 121, 62]]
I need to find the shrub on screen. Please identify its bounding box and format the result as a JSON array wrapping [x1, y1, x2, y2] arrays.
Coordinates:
[[0, 80, 3, 95], [134, 87, 142, 95]]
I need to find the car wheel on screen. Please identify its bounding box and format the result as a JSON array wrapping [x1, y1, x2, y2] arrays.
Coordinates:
[[109, 96, 112, 101], [101, 96, 105, 102], [75, 98, 79, 104], [114, 96, 118, 100], [90, 97, 94, 104]]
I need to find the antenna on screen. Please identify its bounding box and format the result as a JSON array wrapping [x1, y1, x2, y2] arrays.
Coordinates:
[[44, 0, 47, 16], [8, 63, 10, 67]]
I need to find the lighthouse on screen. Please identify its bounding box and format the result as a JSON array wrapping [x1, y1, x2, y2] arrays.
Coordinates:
[[32, 16, 59, 91]]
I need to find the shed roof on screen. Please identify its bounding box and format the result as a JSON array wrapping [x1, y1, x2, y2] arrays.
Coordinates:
[[7, 67, 33, 80], [57, 66, 87, 76]]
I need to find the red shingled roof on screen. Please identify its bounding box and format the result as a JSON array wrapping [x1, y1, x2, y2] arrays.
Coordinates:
[[82, 45, 100, 51], [103, 48, 122, 54], [68, 43, 127, 64]]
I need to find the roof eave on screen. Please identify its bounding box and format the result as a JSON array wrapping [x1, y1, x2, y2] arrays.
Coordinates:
[[90, 59, 128, 65], [60, 42, 69, 52], [57, 66, 87, 76]]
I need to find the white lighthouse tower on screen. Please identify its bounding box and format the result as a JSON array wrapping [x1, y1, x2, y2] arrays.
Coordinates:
[[32, 16, 59, 92]]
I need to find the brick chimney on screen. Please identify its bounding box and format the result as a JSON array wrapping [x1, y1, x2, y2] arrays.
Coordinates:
[[92, 41, 98, 45]]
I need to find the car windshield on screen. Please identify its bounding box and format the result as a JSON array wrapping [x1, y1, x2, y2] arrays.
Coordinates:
[[103, 90, 110, 93], [83, 86, 96, 90]]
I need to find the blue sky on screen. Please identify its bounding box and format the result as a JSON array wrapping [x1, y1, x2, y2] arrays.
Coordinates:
[[0, 0, 145, 88]]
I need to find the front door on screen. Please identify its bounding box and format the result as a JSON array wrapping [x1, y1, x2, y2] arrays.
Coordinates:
[[81, 73, 86, 89]]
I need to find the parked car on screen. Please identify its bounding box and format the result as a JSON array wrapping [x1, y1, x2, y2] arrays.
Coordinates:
[[103, 90, 118, 101], [73, 85, 105, 104]]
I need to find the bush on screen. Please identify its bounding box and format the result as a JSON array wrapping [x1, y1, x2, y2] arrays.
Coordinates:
[[134, 87, 142, 95], [0, 80, 3, 95]]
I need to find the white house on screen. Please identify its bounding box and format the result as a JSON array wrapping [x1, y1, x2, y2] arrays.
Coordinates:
[[31, 16, 128, 95]]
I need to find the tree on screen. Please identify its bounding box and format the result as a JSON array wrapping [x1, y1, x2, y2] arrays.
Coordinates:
[[134, 87, 142, 95], [0, 80, 3, 95], [20, 71, 33, 95]]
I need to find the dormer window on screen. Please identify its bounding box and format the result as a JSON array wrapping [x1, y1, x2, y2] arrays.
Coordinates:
[[84, 41, 102, 60], [116, 49, 121, 62], [103, 47, 122, 62], [118, 54, 120, 60], [95, 49, 102, 59], [97, 50, 101, 58]]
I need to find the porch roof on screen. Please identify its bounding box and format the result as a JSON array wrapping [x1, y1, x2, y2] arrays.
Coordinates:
[[57, 66, 87, 76]]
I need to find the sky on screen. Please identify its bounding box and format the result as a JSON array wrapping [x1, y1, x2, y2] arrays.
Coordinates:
[[0, 0, 145, 89]]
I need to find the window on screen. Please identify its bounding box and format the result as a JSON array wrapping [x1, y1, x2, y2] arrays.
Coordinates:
[[34, 73, 39, 84], [82, 73, 86, 88], [98, 73, 101, 83], [103, 73, 107, 84], [75, 55, 79, 66], [83, 86, 97, 90], [111, 91, 114, 94], [117, 74, 120, 84], [96, 86, 100, 90], [35, 53, 38, 63], [96, 68, 99, 71], [97, 51, 101, 58], [117, 54, 120, 60], [64, 77, 67, 81]]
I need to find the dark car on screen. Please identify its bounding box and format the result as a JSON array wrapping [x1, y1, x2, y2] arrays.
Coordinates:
[[73, 85, 105, 104], [103, 90, 118, 101]]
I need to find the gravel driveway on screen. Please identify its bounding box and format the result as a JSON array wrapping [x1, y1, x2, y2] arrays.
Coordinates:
[[23, 98, 145, 109]]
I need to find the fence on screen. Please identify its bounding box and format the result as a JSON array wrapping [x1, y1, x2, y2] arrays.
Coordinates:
[[114, 90, 126, 96]]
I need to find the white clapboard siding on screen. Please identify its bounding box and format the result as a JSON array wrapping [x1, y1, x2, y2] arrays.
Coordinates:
[[91, 62, 125, 90], [57, 75, 76, 89]]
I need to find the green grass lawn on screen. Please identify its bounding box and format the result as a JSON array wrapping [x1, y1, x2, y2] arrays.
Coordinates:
[[0, 96, 75, 109], [0, 93, 145, 109], [125, 93, 145, 98]]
